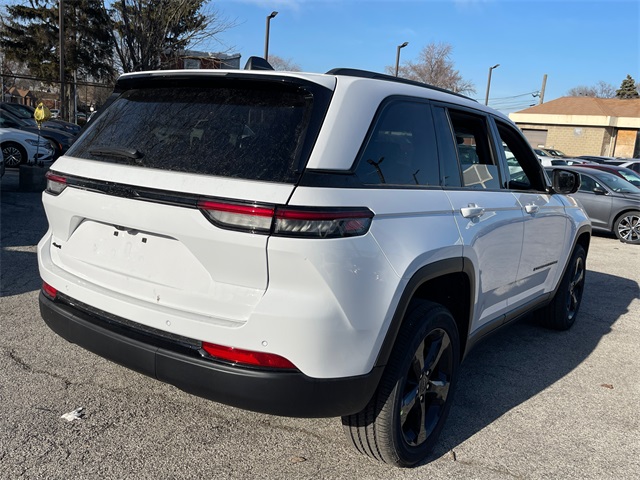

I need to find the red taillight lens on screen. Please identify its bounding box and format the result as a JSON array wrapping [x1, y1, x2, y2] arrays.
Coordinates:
[[45, 171, 67, 195], [201, 342, 296, 369], [42, 282, 58, 300], [198, 199, 373, 238]]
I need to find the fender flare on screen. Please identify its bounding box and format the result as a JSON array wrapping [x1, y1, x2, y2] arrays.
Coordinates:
[[373, 257, 476, 368]]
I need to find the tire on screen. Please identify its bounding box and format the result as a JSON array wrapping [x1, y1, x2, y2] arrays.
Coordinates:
[[537, 244, 586, 330], [614, 211, 640, 244], [1, 142, 27, 167], [342, 300, 460, 467]]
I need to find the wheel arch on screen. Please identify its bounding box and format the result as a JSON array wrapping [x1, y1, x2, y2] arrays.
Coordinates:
[[374, 257, 475, 369]]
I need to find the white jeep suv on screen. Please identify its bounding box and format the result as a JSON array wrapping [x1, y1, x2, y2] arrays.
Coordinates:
[[38, 59, 591, 467]]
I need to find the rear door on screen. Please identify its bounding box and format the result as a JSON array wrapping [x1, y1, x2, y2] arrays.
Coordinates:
[[572, 173, 613, 229], [433, 106, 524, 332]]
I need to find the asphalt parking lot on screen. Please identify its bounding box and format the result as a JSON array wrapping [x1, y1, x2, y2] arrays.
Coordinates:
[[1, 168, 639, 479]]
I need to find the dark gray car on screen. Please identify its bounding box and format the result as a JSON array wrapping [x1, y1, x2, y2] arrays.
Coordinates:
[[547, 166, 640, 244]]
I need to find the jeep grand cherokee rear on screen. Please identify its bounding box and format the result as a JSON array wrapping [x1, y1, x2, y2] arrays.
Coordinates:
[[38, 65, 590, 467]]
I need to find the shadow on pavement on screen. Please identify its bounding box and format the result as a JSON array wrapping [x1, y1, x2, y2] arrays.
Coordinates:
[[431, 267, 638, 462], [1, 170, 49, 296]]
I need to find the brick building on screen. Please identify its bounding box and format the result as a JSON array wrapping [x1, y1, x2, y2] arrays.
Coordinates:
[[509, 97, 640, 158], [163, 50, 242, 70]]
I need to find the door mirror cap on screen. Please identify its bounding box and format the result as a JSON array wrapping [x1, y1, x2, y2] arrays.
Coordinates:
[[551, 169, 580, 194]]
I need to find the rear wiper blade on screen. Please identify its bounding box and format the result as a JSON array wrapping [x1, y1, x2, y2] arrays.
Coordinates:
[[89, 146, 144, 163]]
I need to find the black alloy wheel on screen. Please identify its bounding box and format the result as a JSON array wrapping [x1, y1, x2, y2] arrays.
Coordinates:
[[342, 300, 460, 467], [538, 244, 586, 330]]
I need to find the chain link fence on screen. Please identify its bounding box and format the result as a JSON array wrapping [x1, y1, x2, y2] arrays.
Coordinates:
[[1, 72, 115, 124]]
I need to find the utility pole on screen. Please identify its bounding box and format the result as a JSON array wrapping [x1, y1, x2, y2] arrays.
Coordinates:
[[1, 55, 4, 103], [539, 74, 547, 105]]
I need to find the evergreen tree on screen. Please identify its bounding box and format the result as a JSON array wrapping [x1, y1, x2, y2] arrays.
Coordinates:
[[0, 0, 115, 83], [615, 74, 640, 99]]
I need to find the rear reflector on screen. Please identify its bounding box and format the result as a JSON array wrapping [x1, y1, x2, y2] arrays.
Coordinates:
[[42, 282, 58, 300], [201, 342, 297, 369], [198, 199, 373, 238], [45, 171, 67, 195]]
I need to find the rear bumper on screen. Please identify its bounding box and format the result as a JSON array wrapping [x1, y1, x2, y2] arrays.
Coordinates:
[[39, 292, 382, 417]]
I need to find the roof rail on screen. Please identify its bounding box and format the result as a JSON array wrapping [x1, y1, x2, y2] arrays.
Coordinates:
[[325, 68, 476, 102]]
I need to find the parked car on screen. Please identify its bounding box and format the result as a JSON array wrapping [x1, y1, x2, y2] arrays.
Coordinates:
[[0, 144, 5, 178], [616, 159, 640, 174], [546, 165, 640, 244], [0, 102, 81, 135], [576, 155, 620, 164], [563, 158, 597, 165], [0, 109, 75, 159], [578, 163, 640, 187], [38, 60, 591, 467], [0, 127, 55, 167], [533, 148, 585, 166], [537, 147, 569, 158]]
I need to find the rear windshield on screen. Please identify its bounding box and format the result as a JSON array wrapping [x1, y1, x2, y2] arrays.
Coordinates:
[[67, 82, 322, 183]]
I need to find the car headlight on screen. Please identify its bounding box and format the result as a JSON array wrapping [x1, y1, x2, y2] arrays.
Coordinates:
[[25, 139, 51, 147]]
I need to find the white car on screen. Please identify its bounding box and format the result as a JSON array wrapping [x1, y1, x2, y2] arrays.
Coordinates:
[[617, 159, 640, 174], [38, 60, 591, 467], [0, 127, 55, 167]]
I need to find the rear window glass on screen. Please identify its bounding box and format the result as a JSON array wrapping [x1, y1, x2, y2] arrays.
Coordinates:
[[67, 85, 316, 183]]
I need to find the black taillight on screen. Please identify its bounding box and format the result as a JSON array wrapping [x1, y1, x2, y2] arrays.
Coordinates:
[[198, 199, 374, 238]]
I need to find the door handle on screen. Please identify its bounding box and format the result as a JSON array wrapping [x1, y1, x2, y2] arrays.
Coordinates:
[[461, 203, 485, 219], [525, 204, 539, 215]]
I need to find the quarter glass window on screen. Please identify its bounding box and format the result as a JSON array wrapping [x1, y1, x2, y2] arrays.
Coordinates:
[[448, 110, 501, 189]]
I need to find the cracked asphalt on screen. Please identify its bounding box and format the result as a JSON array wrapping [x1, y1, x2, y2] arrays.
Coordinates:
[[1, 168, 639, 479]]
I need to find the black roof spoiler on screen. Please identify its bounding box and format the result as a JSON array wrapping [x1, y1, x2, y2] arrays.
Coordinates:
[[244, 56, 274, 71]]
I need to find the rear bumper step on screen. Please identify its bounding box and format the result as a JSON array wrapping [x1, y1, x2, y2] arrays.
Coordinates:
[[39, 292, 382, 417]]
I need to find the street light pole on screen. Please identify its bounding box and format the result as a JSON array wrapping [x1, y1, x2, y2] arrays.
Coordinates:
[[395, 42, 408, 77], [264, 11, 278, 61], [484, 63, 499, 106], [59, 0, 65, 121]]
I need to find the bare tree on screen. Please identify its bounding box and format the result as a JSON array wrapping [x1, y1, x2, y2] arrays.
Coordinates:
[[106, 0, 237, 73], [567, 80, 616, 98], [386, 42, 475, 95], [268, 55, 301, 72]]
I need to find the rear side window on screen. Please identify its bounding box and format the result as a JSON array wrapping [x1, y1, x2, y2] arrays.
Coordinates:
[[67, 84, 318, 183], [354, 100, 439, 187]]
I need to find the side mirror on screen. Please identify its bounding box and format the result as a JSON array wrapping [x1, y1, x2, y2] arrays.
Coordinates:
[[552, 169, 580, 194], [593, 187, 607, 195]]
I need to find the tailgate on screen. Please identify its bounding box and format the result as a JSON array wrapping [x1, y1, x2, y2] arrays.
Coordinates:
[[41, 160, 295, 323]]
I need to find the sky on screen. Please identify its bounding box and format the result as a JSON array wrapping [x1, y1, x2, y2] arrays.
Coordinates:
[[201, 0, 640, 113]]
